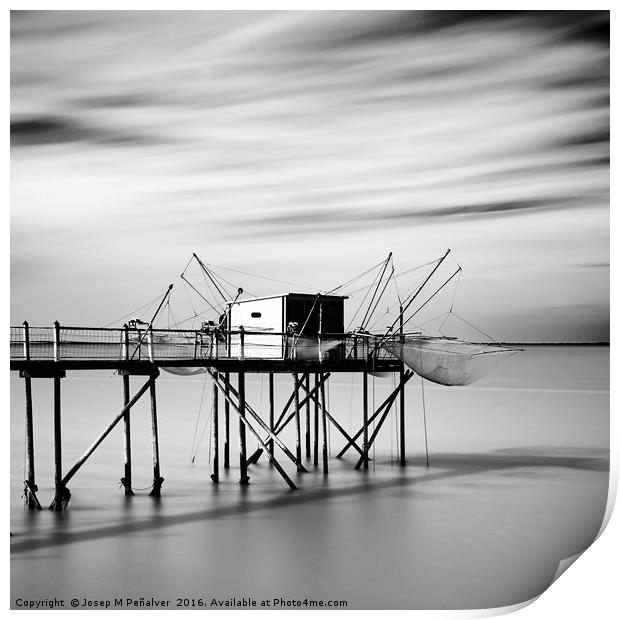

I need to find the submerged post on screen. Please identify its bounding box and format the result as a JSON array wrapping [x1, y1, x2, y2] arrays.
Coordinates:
[[49, 375, 69, 510], [362, 369, 369, 470], [293, 373, 303, 471], [268, 372, 275, 459], [304, 373, 311, 459], [313, 372, 319, 467], [149, 374, 164, 496], [224, 371, 230, 469], [399, 307, 406, 466], [211, 373, 219, 483], [121, 325, 134, 495], [22, 322, 41, 509], [238, 370, 249, 485], [320, 372, 328, 474]]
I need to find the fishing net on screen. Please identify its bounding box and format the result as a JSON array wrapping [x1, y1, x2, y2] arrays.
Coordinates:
[[162, 367, 206, 376], [383, 337, 516, 386]]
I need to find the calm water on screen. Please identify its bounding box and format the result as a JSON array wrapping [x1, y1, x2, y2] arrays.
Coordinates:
[[10, 347, 609, 610]]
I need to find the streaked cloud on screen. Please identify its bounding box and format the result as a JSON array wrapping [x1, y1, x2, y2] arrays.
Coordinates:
[[10, 10, 609, 340]]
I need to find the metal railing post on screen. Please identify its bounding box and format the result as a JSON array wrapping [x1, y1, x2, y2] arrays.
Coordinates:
[[53, 321, 60, 362], [23, 321, 30, 361], [239, 327, 245, 360], [147, 329, 154, 362]]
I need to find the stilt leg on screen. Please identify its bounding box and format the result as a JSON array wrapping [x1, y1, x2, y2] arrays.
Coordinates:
[[211, 375, 219, 483], [23, 376, 41, 509], [149, 375, 164, 496], [121, 374, 134, 495], [238, 371, 249, 485], [49, 377, 69, 510], [304, 373, 311, 459], [399, 365, 406, 466], [293, 373, 303, 471], [320, 373, 328, 474], [268, 372, 275, 460], [224, 371, 230, 469], [363, 370, 369, 470], [313, 373, 319, 467]]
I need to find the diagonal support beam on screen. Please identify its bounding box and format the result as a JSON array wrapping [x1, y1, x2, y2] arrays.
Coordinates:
[[208, 370, 307, 474], [299, 382, 366, 459], [354, 376, 411, 469], [61, 373, 159, 488], [246, 373, 331, 465], [208, 371, 297, 489], [336, 370, 414, 458]]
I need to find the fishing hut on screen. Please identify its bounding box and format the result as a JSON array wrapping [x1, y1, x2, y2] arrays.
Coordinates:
[[10, 250, 516, 510]]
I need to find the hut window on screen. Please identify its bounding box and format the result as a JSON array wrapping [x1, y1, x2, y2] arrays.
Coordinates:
[[251, 312, 262, 318]]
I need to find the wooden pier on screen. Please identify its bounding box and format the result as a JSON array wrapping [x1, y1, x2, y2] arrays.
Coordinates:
[[11, 321, 409, 510]]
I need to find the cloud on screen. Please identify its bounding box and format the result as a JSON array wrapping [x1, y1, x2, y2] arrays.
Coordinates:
[[10, 115, 158, 147]]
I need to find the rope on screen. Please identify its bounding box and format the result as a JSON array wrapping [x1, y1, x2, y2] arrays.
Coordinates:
[[206, 262, 317, 292], [449, 311, 499, 344], [102, 289, 169, 327]]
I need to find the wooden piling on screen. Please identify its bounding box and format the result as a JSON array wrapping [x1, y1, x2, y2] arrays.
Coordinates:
[[49, 377, 68, 510], [268, 372, 275, 459], [399, 307, 406, 466], [238, 371, 249, 484], [293, 372, 303, 471], [121, 325, 134, 495], [122, 374, 134, 495], [224, 371, 230, 469], [363, 369, 369, 470], [149, 374, 164, 496], [22, 322, 41, 509], [211, 374, 219, 483], [320, 373, 328, 474], [313, 372, 319, 467], [304, 373, 311, 459]]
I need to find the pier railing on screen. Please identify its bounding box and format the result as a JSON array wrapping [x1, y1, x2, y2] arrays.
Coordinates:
[[10, 324, 398, 364]]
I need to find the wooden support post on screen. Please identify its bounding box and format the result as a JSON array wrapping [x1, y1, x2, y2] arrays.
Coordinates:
[[293, 372, 303, 471], [224, 371, 230, 469], [209, 372, 297, 490], [149, 374, 164, 496], [268, 372, 275, 459], [211, 375, 219, 483], [320, 372, 328, 474], [121, 325, 134, 496], [238, 371, 249, 484], [61, 374, 157, 490], [49, 377, 69, 510], [304, 373, 311, 459], [399, 306, 406, 466], [23, 376, 41, 509], [362, 369, 369, 470], [121, 375, 134, 495], [313, 373, 319, 467], [337, 371, 414, 458], [209, 370, 305, 472], [22, 322, 41, 509]]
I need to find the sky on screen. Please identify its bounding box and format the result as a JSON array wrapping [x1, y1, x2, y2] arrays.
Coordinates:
[[10, 10, 609, 341]]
